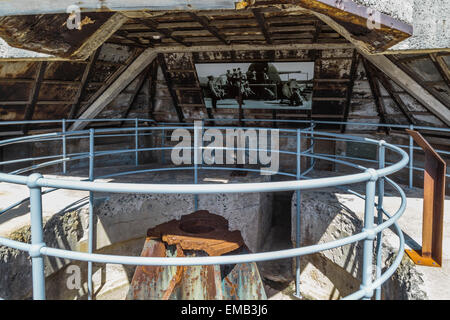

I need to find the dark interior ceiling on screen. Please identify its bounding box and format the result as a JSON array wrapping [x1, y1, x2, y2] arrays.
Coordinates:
[[0, 5, 448, 139], [107, 10, 346, 48]]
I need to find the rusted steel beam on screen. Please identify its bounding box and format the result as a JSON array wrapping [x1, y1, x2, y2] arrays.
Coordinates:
[[188, 12, 230, 45], [252, 8, 273, 45], [405, 130, 446, 268], [21, 61, 47, 134]]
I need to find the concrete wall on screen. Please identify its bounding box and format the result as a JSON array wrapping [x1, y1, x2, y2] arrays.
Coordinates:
[[0, 170, 273, 299], [291, 188, 428, 300]]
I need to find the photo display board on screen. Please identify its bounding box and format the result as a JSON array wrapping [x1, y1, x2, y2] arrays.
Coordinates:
[[195, 62, 314, 110]]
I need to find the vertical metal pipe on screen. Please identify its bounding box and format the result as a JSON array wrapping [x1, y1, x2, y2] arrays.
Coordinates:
[[361, 169, 377, 300], [310, 121, 314, 170], [161, 128, 165, 164], [295, 129, 302, 298], [28, 173, 46, 300], [409, 124, 414, 189], [88, 128, 95, 300], [375, 141, 385, 300], [193, 121, 202, 210], [135, 118, 139, 166], [62, 119, 67, 174]]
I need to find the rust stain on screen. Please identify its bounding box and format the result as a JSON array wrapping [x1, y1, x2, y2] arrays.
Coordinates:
[[148, 210, 244, 256]]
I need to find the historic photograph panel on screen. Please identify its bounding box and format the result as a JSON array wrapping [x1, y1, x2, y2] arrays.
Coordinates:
[[195, 62, 314, 110]]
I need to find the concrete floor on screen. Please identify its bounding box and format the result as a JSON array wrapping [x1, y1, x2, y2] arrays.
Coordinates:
[[0, 166, 449, 300]]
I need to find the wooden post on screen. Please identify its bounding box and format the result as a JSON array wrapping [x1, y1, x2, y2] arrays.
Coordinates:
[[405, 129, 446, 267]]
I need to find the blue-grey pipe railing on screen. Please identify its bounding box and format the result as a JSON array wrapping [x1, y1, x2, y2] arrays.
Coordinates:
[[0, 118, 445, 300]]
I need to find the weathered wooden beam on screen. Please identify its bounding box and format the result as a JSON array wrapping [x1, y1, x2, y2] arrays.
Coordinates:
[[0, 1, 239, 16], [154, 42, 354, 52], [157, 53, 184, 123], [70, 48, 158, 131], [252, 8, 272, 45], [429, 53, 450, 88], [134, 18, 190, 47], [376, 70, 416, 126], [341, 50, 359, 133], [121, 67, 151, 123], [362, 57, 389, 133], [363, 53, 450, 127], [22, 61, 47, 134], [116, 30, 152, 48], [188, 12, 230, 45], [312, 20, 323, 43], [148, 60, 158, 119], [68, 49, 100, 119]]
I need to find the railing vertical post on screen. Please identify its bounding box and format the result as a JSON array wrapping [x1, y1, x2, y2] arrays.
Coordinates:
[[295, 128, 302, 299], [409, 124, 414, 189], [88, 128, 95, 300], [135, 118, 139, 167], [28, 173, 46, 300], [375, 141, 385, 300], [161, 128, 165, 164], [62, 119, 67, 175], [193, 121, 202, 211], [361, 169, 378, 300], [310, 121, 314, 170]]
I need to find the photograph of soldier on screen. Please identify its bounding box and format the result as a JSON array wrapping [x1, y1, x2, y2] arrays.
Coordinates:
[[281, 79, 308, 106], [195, 62, 314, 110]]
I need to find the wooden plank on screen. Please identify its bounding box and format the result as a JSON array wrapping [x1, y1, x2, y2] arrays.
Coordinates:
[[188, 12, 230, 45], [70, 48, 158, 131], [362, 57, 388, 133], [363, 53, 450, 127], [121, 67, 151, 123], [154, 42, 354, 53], [252, 8, 272, 45], [68, 49, 100, 119], [376, 71, 416, 125], [341, 50, 359, 133], [0, 0, 238, 16], [148, 60, 158, 119], [22, 61, 47, 134], [429, 53, 450, 88], [158, 53, 185, 122], [134, 18, 190, 47]]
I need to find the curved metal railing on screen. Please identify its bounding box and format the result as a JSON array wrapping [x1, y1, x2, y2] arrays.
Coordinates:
[[0, 118, 438, 300]]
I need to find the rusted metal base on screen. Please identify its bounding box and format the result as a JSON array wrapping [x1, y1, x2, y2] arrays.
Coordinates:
[[127, 210, 267, 300], [405, 249, 441, 268]]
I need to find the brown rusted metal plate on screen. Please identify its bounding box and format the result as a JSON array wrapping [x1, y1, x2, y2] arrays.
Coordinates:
[[405, 249, 441, 268], [147, 210, 244, 256], [405, 130, 446, 268], [128, 210, 266, 300]]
